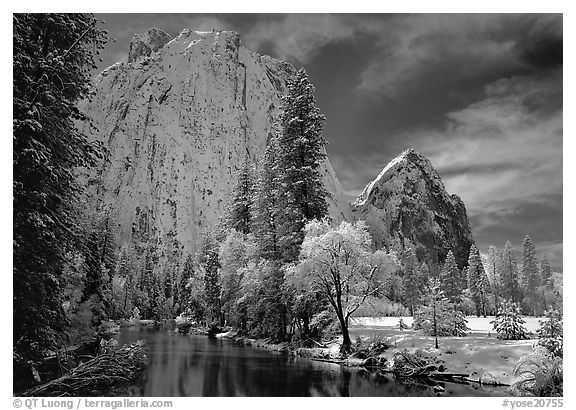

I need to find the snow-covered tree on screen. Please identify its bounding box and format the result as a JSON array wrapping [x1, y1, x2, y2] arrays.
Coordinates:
[[500, 241, 523, 305], [276, 68, 329, 262], [491, 301, 529, 340], [218, 230, 256, 327], [522, 236, 542, 315], [176, 254, 194, 313], [401, 247, 426, 315], [536, 309, 563, 358], [439, 250, 463, 304], [414, 277, 468, 346], [13, 13, 108, 366], [485, 245, 502, 312], [540, 254, 553, 289], [226, 160, 255, 235], [288, 219, 399, 353], [197, 233, 221, 326], [467, 244, 490, 317], [251, 137, 281, 261]]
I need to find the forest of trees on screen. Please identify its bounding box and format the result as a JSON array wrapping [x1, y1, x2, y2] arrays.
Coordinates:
[[13, 13, 109, 384], [13, 14, 563, 390]]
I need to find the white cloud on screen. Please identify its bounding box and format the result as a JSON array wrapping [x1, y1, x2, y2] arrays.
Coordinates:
[[408, 74, 562, 234], [241, 14, 355, 63]]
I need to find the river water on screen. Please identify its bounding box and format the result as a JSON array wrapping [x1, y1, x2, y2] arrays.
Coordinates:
[[116, 327, 505, 397]]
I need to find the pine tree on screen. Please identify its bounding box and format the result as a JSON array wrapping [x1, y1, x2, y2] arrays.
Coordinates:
[[500, 241, 522, 305], [198, 233, 221, 326], [413, 277, 468, 347], [178, 254, 195, 313], [401, 248, 425, 315], [252, 137, 281, 260], [439, 250, 463, 305], [522, 235, 542, 315], [114, 244, 137, 318], [261, 262, 288, 342], [491, 301, 529, 340], [485, 245, 502, 313], [467, 244, 490, 317], [536, 309, 563, 358], [13, 13, 108, 367], [226, 159, 254, 234], [540, 254, 553, 289], [276, 68, 329, 262]]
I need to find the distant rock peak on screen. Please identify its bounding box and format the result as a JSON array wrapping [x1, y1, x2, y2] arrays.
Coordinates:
[[354, 148, 445, 207], [352, 148, 474, 268]]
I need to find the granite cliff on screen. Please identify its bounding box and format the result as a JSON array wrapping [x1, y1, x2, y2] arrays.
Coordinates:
[[78, 28, 351, 262]]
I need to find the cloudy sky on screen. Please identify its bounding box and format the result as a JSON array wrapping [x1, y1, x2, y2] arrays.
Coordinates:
[[95, 13, 563, 270]]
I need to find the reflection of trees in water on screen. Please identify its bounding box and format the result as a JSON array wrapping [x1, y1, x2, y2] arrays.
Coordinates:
[[138, 330, 204, 396], [119, 330, 503, 397], [201, 348, 221, 396]]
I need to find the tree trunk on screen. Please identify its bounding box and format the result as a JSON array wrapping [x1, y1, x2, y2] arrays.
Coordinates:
[[337, 313, 352, 354], [433, 303, 439, 349]]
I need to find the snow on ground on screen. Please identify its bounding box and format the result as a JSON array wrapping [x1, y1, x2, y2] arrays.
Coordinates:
[[349, 316, 545, 385], [351, 316, 543, 333]]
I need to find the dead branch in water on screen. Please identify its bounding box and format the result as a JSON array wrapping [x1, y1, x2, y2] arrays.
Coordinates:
[[22, 340, 148, 397]]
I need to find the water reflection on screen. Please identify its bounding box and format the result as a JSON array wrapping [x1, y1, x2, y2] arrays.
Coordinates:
[[116, 328, 504, 397]]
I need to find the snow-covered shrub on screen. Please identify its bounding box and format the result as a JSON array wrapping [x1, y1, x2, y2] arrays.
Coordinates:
[[175, 312, 194, 333], [509, 346, 562, 397], [491, 301, 529, 340], [352, 336, 393, 359], [536, 310, 563, 358]]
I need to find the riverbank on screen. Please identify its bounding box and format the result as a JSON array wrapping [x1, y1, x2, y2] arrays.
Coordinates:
[[116, 326, 500, 396], [350, 316, 543, 386], [208, 315, 543, 388]]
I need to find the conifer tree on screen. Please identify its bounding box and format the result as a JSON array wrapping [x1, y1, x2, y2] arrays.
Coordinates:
[[540, 254, 553, 289], [491, 301, 529, 340], [467, 244, 490, 317], [500, 241, 522, 305], [178, 254, 195, 312], [536, 309, 563, 358], [413, 277, 468, 347], [522, 235, 542, 315], [439, 250, 462, 304], [198, 233, 222, 326], [485, 245, 502, 313], [114, 244, 137, 317], [227, 159, 254, 234], [401, 248, 425, 315], [13, 13, 108, 367], [252, 137, 281, 260], [276, 68, 329, 262]]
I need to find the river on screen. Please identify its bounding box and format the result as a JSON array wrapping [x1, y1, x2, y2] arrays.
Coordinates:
[[116, 327, 505, 397]]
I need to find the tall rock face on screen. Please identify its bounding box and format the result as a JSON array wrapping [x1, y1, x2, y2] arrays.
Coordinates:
[[78, 29, 351, 263], [352, 149, 474, 269]]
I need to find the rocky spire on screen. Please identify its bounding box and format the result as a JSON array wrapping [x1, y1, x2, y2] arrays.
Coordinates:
[[352, 148, 474, 269]]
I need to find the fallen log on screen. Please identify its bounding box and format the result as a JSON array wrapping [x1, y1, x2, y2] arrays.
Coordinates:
[[428, 372, 470, 379], [22, 340, 148, 397]]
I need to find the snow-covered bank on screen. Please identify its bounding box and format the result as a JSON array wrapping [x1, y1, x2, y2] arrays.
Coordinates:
[[349, 315, 546, 385], [351, 316, 543, 333]]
